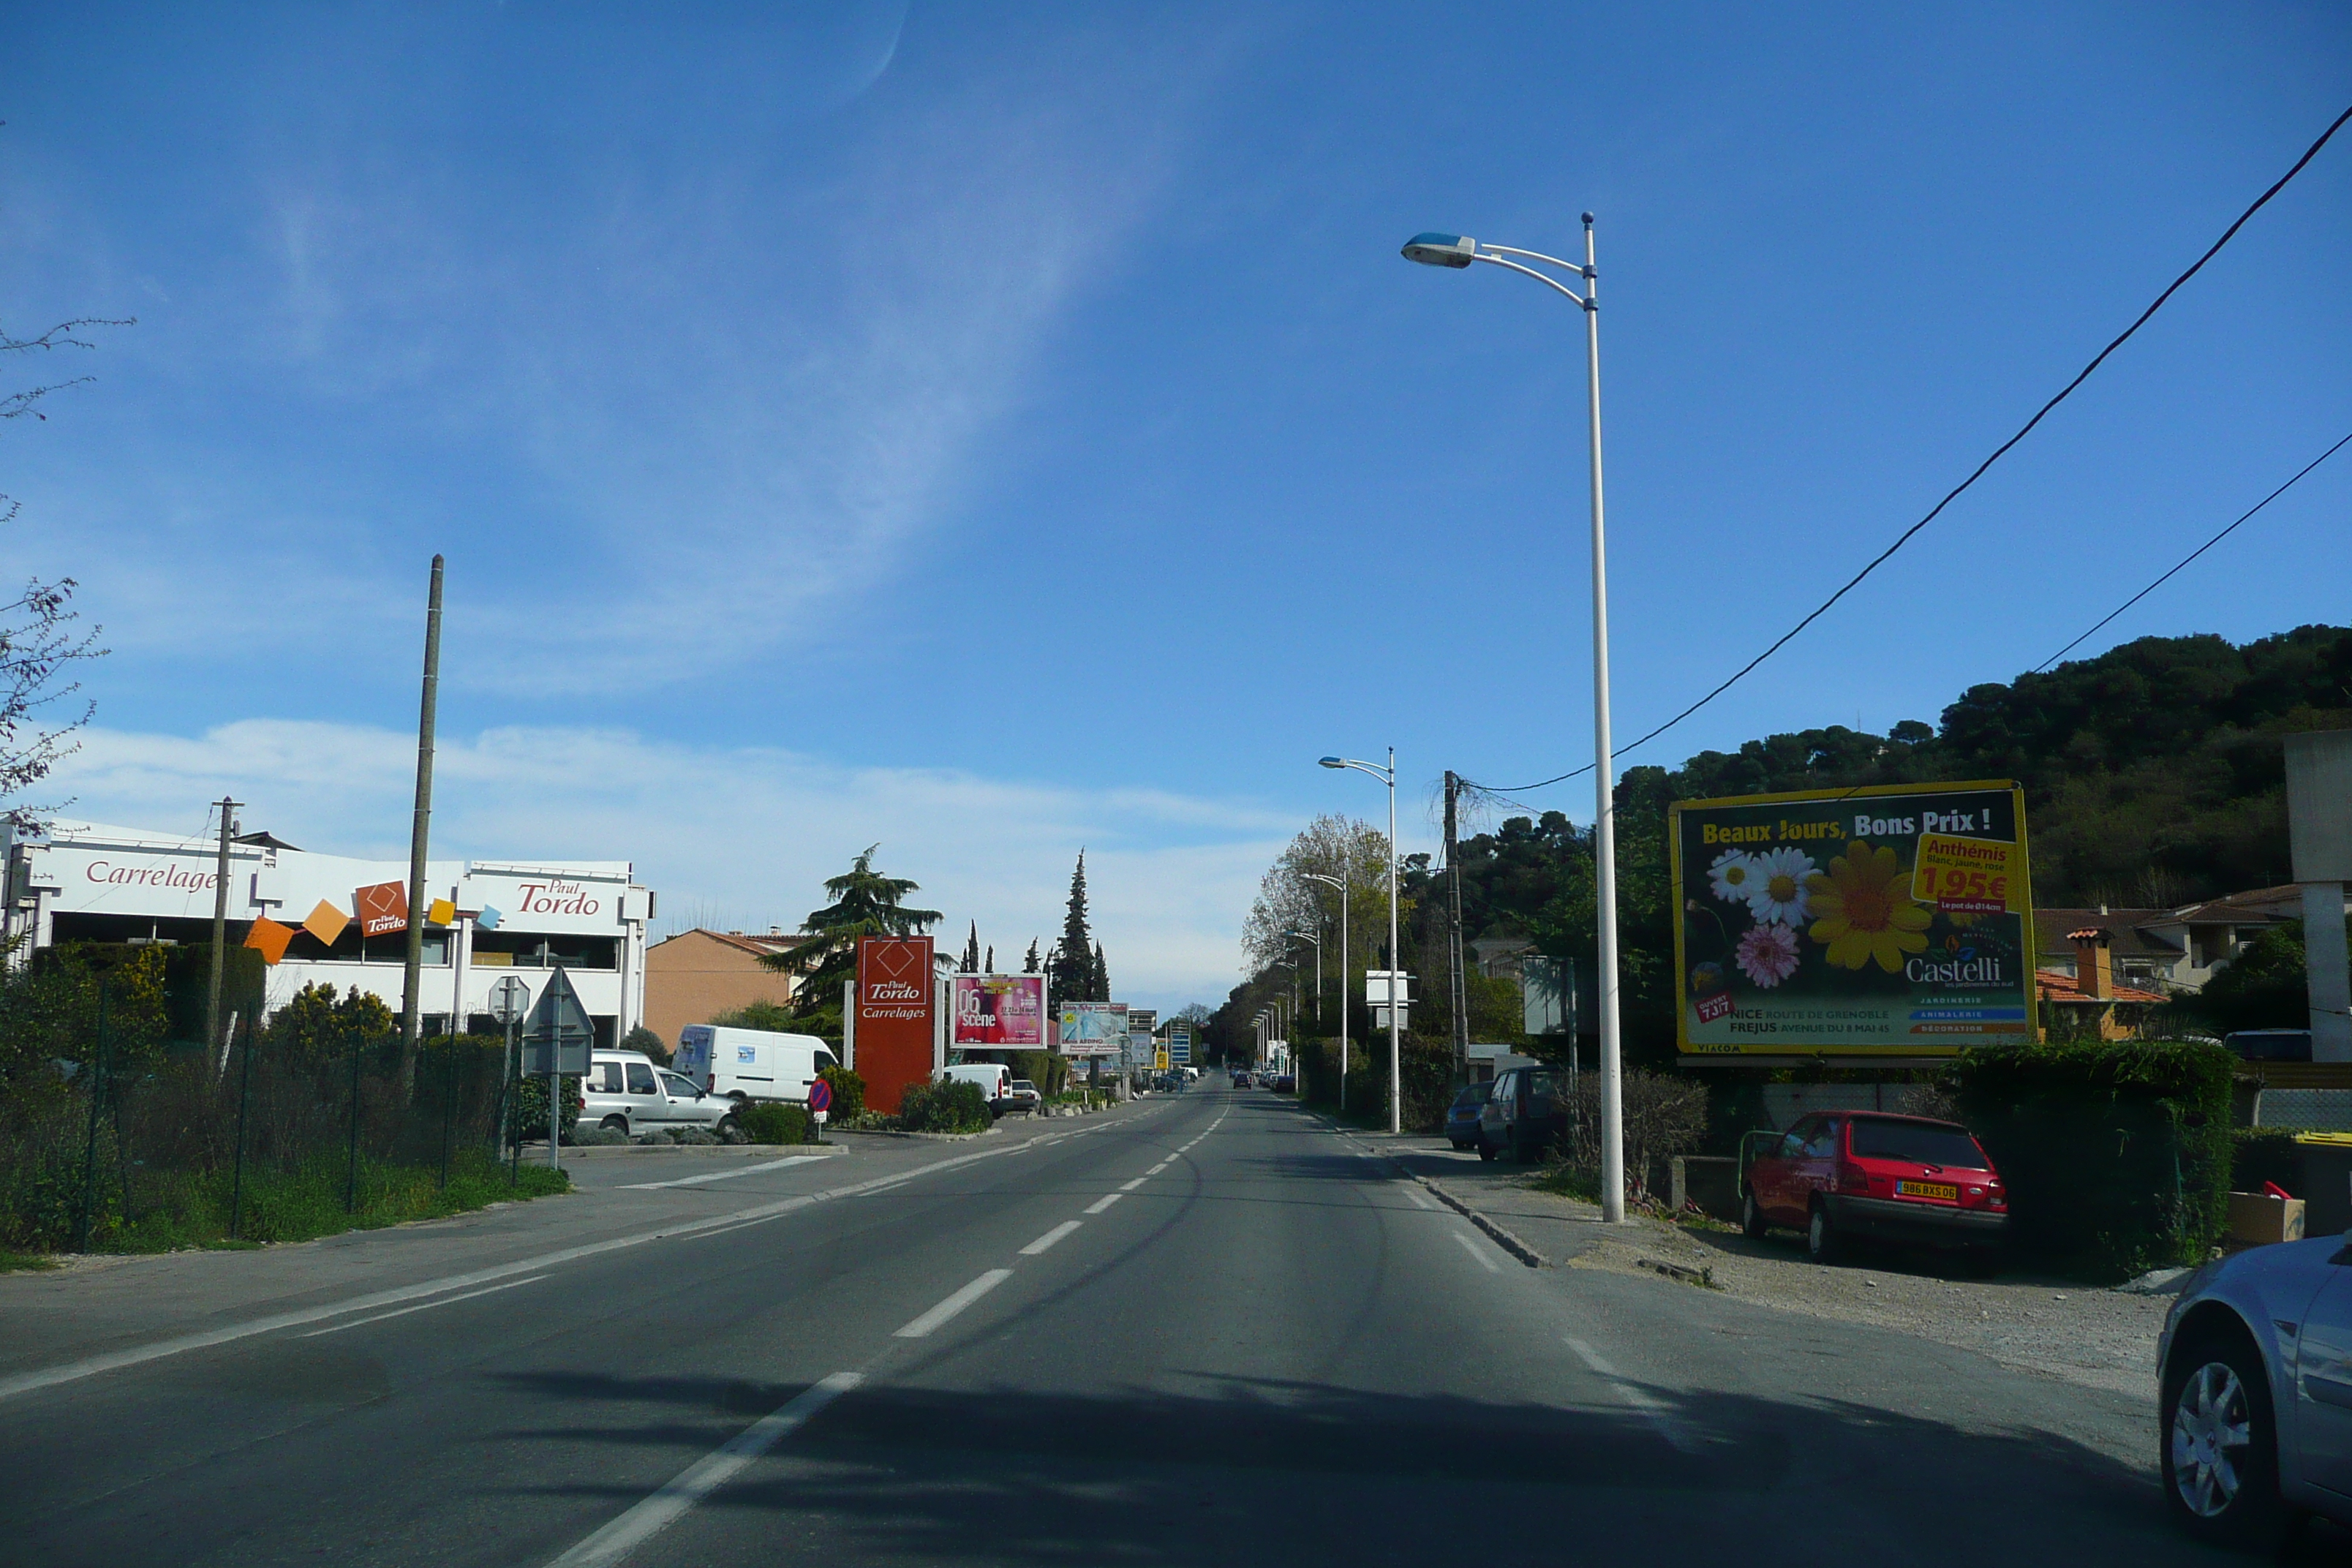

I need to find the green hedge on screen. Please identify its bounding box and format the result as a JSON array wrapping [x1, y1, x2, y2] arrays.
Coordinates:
[[1951, 1039, 2232, 1281], [738, 1101, 810, 1145], [817, 1065, 865, 1121], [2231, 1128, 2302, 1196], [900, 1079, 990, 1134]]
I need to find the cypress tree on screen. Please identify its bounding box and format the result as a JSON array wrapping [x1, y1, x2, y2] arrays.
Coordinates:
[[1049, 853, 1095, 1004], [960, 920, 979, 973], [1023, 938, 1040, 973], [1093, 941, 1109, 1000]]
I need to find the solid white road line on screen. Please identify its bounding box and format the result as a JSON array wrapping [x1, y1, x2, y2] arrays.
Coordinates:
[[1452, 1231, 1503, 1273], [0, 1131, 1054, 1404], [619, 1156, 828, 1191], [1118, 1177, 1147, 1192], [1563, 1336, 1703, 1455], [300, 1275, 551, 1337], [546, 1370, 863, 1568], [893, 1270, 1014, 1338], [1083, 1194, 1124, 1215], [1019, 1221, 1082, 1256]]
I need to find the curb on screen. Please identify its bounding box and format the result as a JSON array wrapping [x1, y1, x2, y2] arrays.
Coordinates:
[[1298, 1107, 1546, 1269]]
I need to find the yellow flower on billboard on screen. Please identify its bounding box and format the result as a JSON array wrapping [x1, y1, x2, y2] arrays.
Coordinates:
[[1804, 841, 1931, 973]]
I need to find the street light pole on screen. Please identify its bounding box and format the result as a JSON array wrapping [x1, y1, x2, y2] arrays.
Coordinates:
[[1319, 750, 1401, 1135], [1401, 215, 1625, 1221], [1305, 874, 1346, 1116]]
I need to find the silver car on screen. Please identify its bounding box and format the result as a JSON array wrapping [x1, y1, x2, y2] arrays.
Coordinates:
[[580, 1050, 738, 1139], [2159, 1231, 2352, 1545]]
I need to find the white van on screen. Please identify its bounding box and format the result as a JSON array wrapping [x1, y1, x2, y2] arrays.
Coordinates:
[[675, 1025, 840, 1106], [937, 1062, 1011, 1116]]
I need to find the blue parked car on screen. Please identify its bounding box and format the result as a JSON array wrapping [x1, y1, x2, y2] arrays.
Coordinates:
[[1446, 1081, 1493, 1151]]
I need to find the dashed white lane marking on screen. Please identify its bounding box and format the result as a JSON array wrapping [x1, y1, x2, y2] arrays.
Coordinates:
[[1019, 1221, 1082, 1256], [620, 1156, 829, 1191], [1119, 1177, 1148, 1191], [1147, 1163, 1169, 1176], [1563, 1336, 1703, 1455], [1401, 1186, 1438, 1211], [894, 1270, 1015, 1338], [301, 1275, 550, 1337], [1084, 1194, 1124, 1215], [1452, 1231, 1503, 1273], [544, 1371, 863, 1567]]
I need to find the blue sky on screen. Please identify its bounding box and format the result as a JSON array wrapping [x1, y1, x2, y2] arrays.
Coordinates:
[[4, 2, 2348, 1010]]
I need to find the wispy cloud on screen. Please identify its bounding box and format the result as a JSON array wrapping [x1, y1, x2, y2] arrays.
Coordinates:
[[50, 717, 1286, 1008]]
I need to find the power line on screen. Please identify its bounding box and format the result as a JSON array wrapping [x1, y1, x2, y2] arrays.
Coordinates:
[[1470, 99, 2352, 797], [2034, 428, 2352, 674]]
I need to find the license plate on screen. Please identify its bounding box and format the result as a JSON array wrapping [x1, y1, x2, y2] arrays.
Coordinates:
[[1896, 1180, 1958, 1202]]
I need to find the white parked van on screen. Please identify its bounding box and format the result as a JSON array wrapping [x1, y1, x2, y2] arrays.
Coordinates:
[[675, 1025, 840, 1106], [937, 1062, 1011, 1117]]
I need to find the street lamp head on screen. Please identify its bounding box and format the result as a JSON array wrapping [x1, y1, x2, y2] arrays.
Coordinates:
[[1318, 756, 1346, 769], [1401, 232, 1477, 268]]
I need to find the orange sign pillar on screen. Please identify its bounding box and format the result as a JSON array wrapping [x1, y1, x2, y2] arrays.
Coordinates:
[[855, 936, 936, 1115]]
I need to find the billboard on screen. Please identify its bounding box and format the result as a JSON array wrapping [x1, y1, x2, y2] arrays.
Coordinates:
[[951, 973, 1046, 1048], [856, 936, 937, 1112], [1670, 780, 2036, 1058], [1058, 1001, 1127, 1057]]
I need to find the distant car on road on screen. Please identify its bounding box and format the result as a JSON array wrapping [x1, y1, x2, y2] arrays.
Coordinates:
[[1232, 1071, 1252, 1088], [1739, 1111, 2007, 1267], [1273, 1073, 1295, 1094], [2160, 1235, 2352, 1546], [1003, 1078, 1043, 1115], [1477, 1064, 1566, 1163], [1445, 1081, 1493, 1151], [937, 1063, 1013, 1118]]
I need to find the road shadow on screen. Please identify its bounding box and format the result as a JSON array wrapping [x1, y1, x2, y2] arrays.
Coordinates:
[[484, 1368, 2279, 1567]]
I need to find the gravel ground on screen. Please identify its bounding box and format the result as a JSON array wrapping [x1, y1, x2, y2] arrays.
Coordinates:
[[1419, 1164, 2170, 1400]]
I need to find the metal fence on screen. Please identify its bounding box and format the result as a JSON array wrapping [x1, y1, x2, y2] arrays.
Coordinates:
[[0, 976, 546, 1254]]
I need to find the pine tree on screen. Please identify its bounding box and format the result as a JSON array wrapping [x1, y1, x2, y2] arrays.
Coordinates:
[[961, 920, 980, 973], [1049, 853, 1095, 1005], [1093, 941, 1109, 1000], [761, 845, 942, 1032], [1023, 938, 1040, 974]]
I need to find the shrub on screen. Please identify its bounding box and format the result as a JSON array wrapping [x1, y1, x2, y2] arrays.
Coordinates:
[[817, 1064, 865, 1120], [1950, 1039, 2232, 1281], [1548, 1069, 1708, 1198], [900, 1079, 990, 1134], [619, 1025, 668, 1066], [737, 1101, 811, 1145], [513, 1074, 583, 1144], [2231, 1128, 2302, 1196]]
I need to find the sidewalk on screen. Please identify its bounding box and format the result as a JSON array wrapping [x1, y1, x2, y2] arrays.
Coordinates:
[[1362, 1128, 2166, 1400]]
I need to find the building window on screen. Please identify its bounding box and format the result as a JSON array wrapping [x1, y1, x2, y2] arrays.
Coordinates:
[[470, 932, 619, 970]]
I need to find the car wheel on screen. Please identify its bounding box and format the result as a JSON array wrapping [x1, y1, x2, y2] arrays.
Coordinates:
[[1806, 1201, 1839, 1264], [1741, 1191, 1768, 1240], [2163, 1329, 2297, 1549], [1477, 1137, 1497, 1163], [600, 1115, 629, 1135]]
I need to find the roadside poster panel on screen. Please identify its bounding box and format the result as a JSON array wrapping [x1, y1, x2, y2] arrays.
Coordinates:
[[951, 973, 1046, 1047], [1670, 780, 2036, 1057], [1057, 1001, 1126, 1057], [856, 936, 937, 1112]]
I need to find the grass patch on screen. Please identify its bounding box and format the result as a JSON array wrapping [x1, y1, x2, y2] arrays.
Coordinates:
[[0, 1250, 61, 1272], [32, 1150, 570, 1255]]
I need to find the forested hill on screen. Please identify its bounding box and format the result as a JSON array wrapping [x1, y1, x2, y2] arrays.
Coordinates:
[[1457, 625, 2352, 951]]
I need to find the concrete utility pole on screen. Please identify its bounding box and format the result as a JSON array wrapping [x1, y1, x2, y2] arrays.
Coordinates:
[[204, 796, 241, 1058], [399, 554, 444, 1090], [1445, 771, 1469, 1075]]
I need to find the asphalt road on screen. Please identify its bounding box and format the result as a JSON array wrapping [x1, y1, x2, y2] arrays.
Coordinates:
[[0, 1080, 2270, 1565]]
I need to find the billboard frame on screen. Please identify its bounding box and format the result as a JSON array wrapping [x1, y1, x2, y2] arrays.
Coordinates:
[[951, 973, 1047, 1049], [1668, 778, 2037, 1061]]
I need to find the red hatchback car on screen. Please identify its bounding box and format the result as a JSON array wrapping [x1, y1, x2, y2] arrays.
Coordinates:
[[1740, 1111, 2008, 1267]]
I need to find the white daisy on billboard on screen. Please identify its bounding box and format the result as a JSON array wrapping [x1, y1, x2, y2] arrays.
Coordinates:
[[1708, 850, 1760, 905], [1746, 845, 1817, 926]]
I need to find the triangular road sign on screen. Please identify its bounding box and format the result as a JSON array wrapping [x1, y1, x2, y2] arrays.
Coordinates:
[[521, 965, 595, 1074]]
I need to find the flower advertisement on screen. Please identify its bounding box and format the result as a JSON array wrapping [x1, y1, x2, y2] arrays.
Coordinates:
[[1669, 781, 2035, 1056]]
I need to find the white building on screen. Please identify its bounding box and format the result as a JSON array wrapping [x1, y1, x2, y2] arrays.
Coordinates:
[[4, 821, 655, 1046]]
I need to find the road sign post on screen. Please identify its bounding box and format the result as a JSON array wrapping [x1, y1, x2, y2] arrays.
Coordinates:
[[491, 974, 532, 1182], [807, 1075, 833, 1142], [520, 966, 593, 1174]]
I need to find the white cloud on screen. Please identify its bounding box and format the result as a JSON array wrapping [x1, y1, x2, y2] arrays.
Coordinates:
[[46, 717, 1284, 1009]]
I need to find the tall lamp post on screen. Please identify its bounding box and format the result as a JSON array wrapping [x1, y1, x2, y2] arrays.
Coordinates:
[[1286, 929, 1322, 1025], [1400, 215, 1624, 1222], [1319, 749, 1400, 1136], [1303, 873, 1346, 1115]]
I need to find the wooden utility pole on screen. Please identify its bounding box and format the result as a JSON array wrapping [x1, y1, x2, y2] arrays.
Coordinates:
[[204, 796, 241, 1058], [398, 554, 444, 1090], [1444, 771, 1469, 1074]]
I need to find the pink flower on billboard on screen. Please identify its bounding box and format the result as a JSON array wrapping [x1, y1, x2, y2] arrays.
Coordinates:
[[1734, 921, 1802, 989]]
